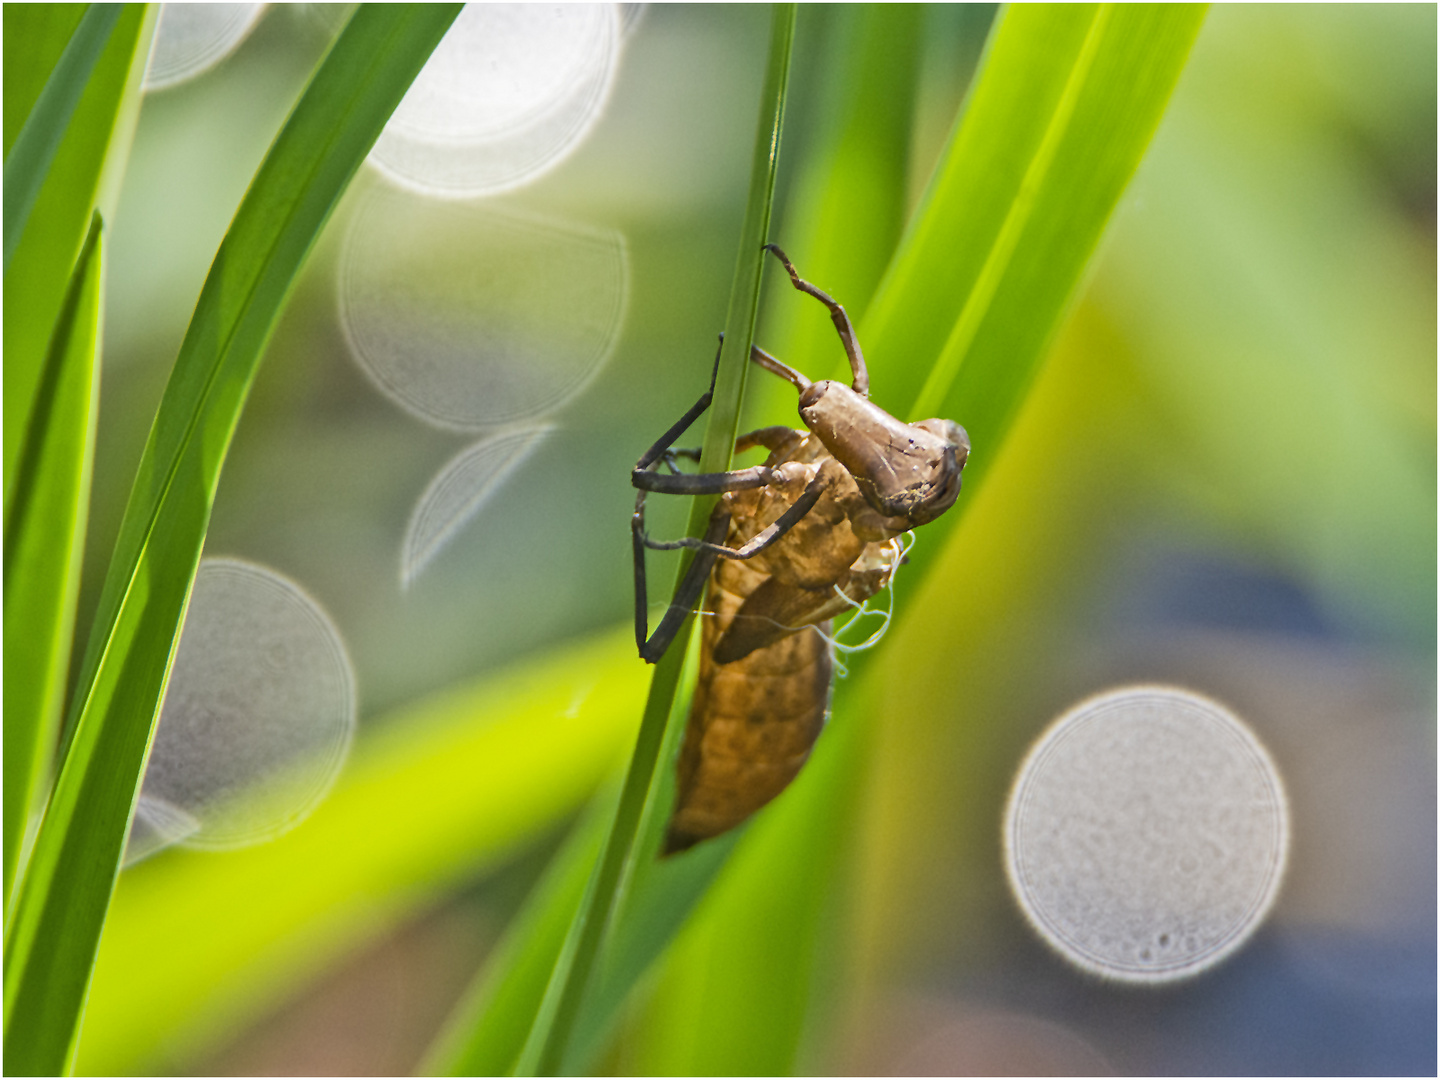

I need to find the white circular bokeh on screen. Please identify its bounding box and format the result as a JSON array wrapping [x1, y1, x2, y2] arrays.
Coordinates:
[[338, 184, 628, 431], [126, 558, 356, 864], [1004, 685, 1289, 984], [401, 424, 553, 586], [368, 3, 622, 197], [144, 3, 266, 91]]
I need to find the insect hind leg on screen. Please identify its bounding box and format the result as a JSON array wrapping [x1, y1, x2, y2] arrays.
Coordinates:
[[634, 503, 729, 662]]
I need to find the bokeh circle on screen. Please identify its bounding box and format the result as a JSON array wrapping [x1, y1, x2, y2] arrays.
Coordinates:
[[1004, 685, 1289, 983]]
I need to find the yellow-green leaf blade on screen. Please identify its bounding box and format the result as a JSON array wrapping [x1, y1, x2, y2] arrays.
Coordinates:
[[2, 3, 121, 271], [3, 3, 150, 506], [871, 3, 1209, 473], [3, 4, 85, 157], [426, 805, 610, 1078], [3, 213, 105, 907]]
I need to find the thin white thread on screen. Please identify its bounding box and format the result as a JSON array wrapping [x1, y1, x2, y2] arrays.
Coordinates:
[[661, 530, 918, 679], [817, 531, 916, 678]]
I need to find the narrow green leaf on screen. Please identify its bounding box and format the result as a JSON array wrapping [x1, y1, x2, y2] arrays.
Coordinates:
[[422, 630, 734, 1075], [3, 213, 105, 909], [563, 828, 740, 1073], [871, 4, 1210, 474], [558, 630, 738, 1071], [514, 7, 797, 1075], [3, 3, 150, 508], [3, 4, 86, 156], [426, 803, 610, 1078], [2, 3, 120, 272], [624, 708, 866, 1076], [74, 627, 643, 1076], [2, 8, 461, 1074]]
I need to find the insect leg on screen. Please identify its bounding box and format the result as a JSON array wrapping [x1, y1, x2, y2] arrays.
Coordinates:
[[633, 334, 724, 477], [763, 243, 870, 398], [632, 346, 808, 659], [659, 429, 790, 475], [633, 338, 790, 496], [638, 467, 831, 561], [749, 344, 810, 392], [633, 423, 809, 575], [633, 464, 780, 496], [633, 502, 730, 662], [734, 425, 803, 458]]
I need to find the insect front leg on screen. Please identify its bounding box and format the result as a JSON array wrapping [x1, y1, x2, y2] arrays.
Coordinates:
[[633, 334, 723, 478], [632, 337, 786, 497], [657, 427, 795, 464], [748, 344, 811, 393], [734, 425, 804, 459], [763, 243, 869, 397]]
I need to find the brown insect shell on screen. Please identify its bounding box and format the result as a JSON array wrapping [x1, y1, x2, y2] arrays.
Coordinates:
[[798, 380, 969, 527], [731, 454, 866, 592]]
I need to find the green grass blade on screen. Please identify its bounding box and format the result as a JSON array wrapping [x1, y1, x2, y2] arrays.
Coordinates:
[[2, 8, 461, 1073], [558, 637, 739, 1071], [513, 7, 797, 1075], [74, 627, 643, 1075], [562, 828, 741, 1073], [623, 711, 866, 1076], [624, 5, 1209, 1073], [3, 3, 150, 508], [914, 5, 1208, 430], [3, 5, 85, 156], [2, 213, 105, 910], [861, 4, 1103, 406], [1, 3, 120, 272], [426, 801, 612, 1078], [422, 630, 736, 1075], [869, 5, 1209, 454]]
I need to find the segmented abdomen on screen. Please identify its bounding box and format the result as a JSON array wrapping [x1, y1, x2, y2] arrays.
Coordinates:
[[664, 544, 832, 854]]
